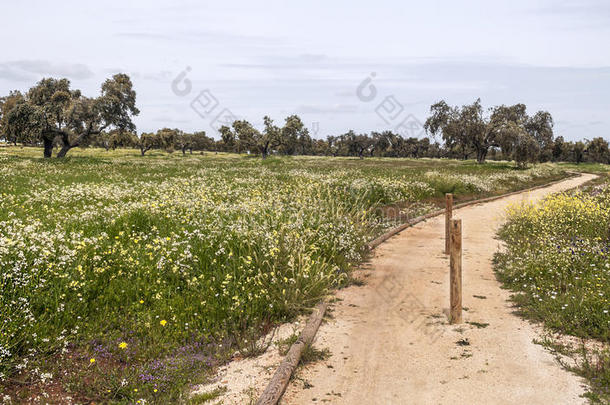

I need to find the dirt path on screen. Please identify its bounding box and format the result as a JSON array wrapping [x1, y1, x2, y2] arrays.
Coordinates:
[[282, 173, 596, 405]]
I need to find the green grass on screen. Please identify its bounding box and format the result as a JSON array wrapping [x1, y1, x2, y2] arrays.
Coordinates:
[[0, 146, 573, 403], [466, 321, 489, 329], [188, 387, 227, 404], [495, 176, 610, 403], [276, 333, 331, 366]]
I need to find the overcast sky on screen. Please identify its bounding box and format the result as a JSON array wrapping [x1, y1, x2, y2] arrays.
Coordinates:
[[1, 0, 609, 141]]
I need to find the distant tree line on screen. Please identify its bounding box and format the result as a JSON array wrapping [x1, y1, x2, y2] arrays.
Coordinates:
[[1, 78, 608, 164], [423, 99, 610, 165]]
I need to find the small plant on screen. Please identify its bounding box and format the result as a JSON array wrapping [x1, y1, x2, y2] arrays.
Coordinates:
[[456, 338, 470, 346], [467, 321, 489, 329], [572, 348, 610, 404], [538, 338, 610, 404], [276, 334, 330, 366], [189, 386, 228, 404], [233, 319, 277, 358], [301, 344, 331, 365], [277, 334, 299, 356]]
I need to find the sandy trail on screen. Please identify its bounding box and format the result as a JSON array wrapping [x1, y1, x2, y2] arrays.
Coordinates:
[[282, 173, 596, 405]]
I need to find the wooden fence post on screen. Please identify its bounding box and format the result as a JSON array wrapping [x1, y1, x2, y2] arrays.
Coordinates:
[[445, 193, 453, 254], [450, 218, 462, 324]]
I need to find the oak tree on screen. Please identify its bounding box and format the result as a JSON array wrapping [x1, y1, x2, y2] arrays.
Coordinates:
[[4, 74, 139, 158]]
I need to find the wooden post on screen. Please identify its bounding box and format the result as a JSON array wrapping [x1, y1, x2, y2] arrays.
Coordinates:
[[450, 219, 462, 324], [445, 193, 453, 254]]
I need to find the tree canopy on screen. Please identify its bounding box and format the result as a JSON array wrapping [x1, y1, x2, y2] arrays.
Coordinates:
[[424, 99, 553, 164], [3, 74, 139, 158]]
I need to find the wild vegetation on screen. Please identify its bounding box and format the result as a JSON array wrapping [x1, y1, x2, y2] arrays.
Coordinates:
[[2, 77, 610, 165], [0, 76, 138, 158], [1, 74, 608, 403], [495, 178, 610, 403], [0, 147, 569, 403]]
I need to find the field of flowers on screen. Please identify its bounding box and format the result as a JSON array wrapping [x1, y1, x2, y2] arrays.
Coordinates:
[[0, 147, 568, 403], [495, 180, 610, 402]]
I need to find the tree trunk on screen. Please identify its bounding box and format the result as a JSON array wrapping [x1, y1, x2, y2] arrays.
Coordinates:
[[56, 132, 86, 158], [56, 144, 73, 158], [43, 137, 53, 158]]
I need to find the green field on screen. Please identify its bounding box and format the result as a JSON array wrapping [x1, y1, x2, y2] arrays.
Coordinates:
[[0, 147, 573, 403]]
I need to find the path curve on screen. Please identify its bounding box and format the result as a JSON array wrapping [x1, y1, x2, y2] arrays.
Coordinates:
[[282, 173, 596, 405]]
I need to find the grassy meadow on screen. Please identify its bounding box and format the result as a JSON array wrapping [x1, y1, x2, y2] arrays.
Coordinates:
[[495, 176, 610, 403], [0, 146, 571, 403]]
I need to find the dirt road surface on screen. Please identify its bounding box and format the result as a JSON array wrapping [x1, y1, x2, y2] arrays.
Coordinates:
[[282, 173, 596, 405]]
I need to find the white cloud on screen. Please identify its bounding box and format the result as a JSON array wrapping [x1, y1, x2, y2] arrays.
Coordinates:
[[0, 0, 608, 141], [0, 60, 94, 81]]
